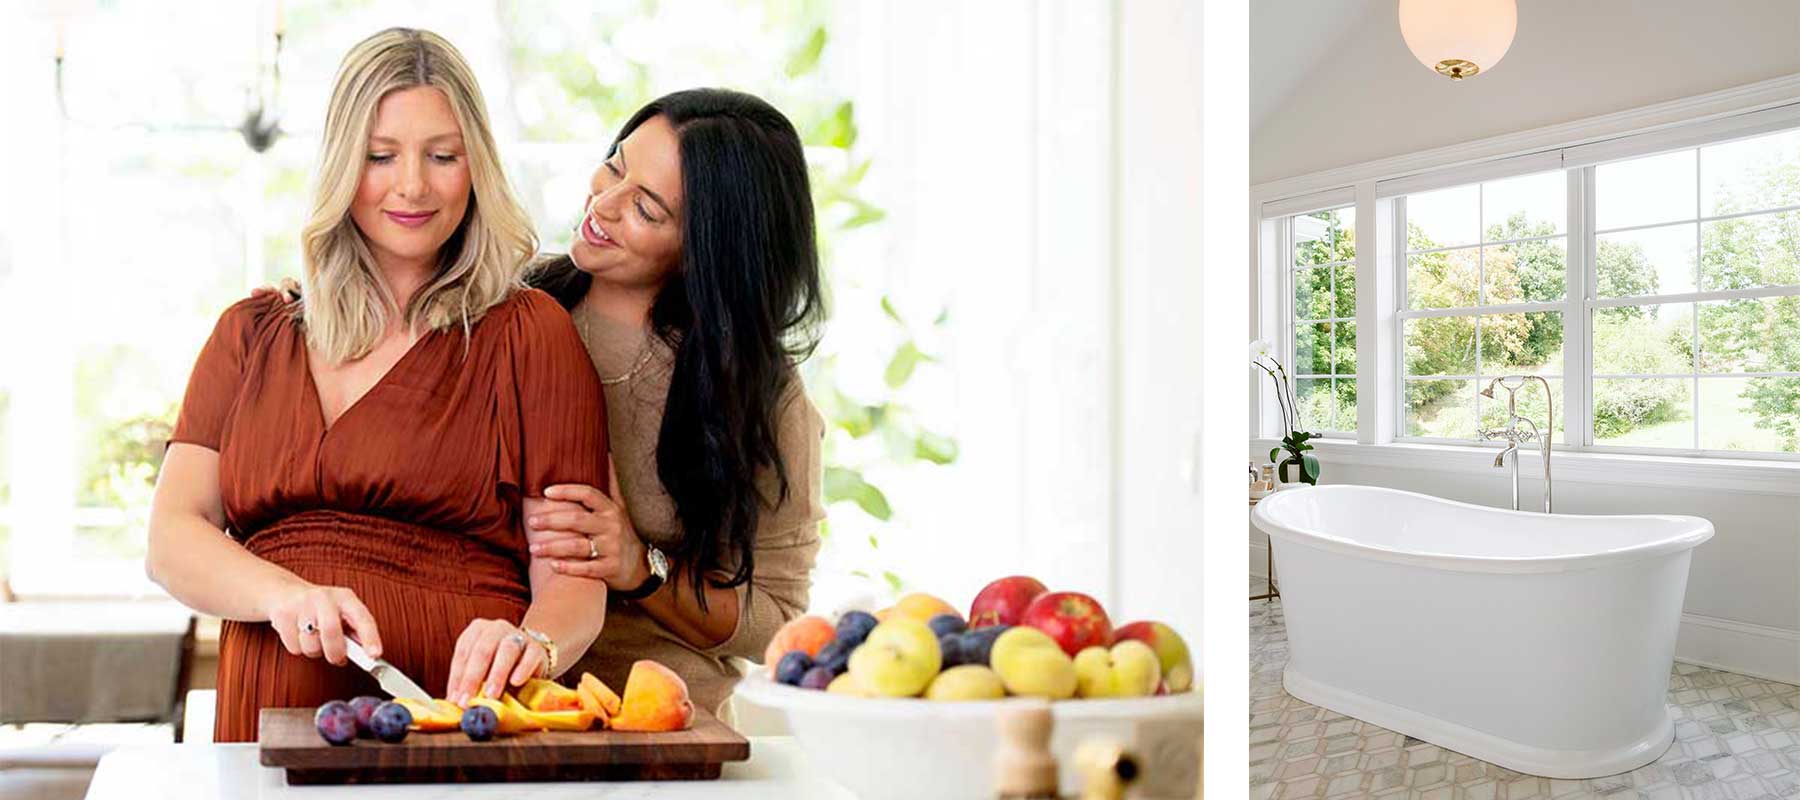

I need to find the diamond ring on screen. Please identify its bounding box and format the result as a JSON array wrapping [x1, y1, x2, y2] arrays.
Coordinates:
[[300, 619, 318, 635], [587, 537, 600, 561]]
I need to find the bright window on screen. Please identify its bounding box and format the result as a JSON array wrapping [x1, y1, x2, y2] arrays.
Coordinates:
[[1289, 206, 1357, 435], [1399, 171, 1568, 443], [1590, 129, 1800, 454]]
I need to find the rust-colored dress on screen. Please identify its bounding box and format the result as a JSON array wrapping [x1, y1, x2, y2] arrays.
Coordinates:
[[169, 287, 606, 742]]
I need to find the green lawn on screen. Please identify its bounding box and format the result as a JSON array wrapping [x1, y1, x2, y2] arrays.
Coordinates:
[[1601, 379, 1797, 453]]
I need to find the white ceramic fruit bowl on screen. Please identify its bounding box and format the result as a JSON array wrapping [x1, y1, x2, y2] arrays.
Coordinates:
[[733, 672, 1203, 800]]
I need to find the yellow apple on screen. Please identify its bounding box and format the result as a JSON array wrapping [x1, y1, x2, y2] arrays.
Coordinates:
[[989, 626, 1077, 700], [1073, 640, 1161, 698], [847, 617, 942, 697], [924, 665, 1008, 701]]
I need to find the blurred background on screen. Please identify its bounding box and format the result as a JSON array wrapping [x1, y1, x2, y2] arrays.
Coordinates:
[[0, 0, 1207, 793]]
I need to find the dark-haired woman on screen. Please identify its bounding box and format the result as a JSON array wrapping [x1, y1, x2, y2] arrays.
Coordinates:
[[519, 88, 826, 719]]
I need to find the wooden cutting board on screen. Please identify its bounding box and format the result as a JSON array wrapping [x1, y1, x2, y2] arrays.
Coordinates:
[[257, 707, 749, 785]]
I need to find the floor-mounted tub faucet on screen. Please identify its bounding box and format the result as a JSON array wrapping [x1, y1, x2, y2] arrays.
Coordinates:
[[1477, 375, 1553, 513]]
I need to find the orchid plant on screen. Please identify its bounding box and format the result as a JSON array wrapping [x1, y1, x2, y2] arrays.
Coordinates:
[[1250, 339, 1320, 485]]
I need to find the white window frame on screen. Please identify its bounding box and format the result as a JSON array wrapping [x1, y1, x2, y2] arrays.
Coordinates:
[[1390, 173, 1579, 448], [1282, 205, 1358, 438], [1250, 73, 1800, 483]]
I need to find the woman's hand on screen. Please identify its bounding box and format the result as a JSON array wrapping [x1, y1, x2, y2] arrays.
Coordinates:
[[528, 463, 650, 590], [265, 583, 384, 666], [445, 618, 548, 705]]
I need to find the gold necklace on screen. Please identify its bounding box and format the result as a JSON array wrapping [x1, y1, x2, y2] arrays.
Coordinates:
[[577, 309, 656, 386]]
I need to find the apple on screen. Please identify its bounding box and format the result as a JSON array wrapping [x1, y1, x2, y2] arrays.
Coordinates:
[[989, 626, 1077, 700], [847, 617, 942, 697], [826, 672, 874, 697], [1073, 641, 1161, 698], [1020, 591, 1112, 657], [968, 576, 1048, 629], [1111, 620, 1194, 693], [892, 593, 961, 624], [924, 665, 1008, 701]]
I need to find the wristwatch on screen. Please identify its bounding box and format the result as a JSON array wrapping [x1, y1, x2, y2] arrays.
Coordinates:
[[614, 543, 669, 601]]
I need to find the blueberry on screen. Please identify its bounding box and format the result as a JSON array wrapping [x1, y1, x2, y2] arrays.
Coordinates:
[[941, 633, 971, 668], [835, 611, 879, 648], [347, 696, 383, 738], [776, 650, 813, 686], [314, 700, 358, 746], [460, 705, 498, 742], [370, 701, 411, 743], [813, 640, 851, 674], [798, 665, 836, 691], [927, 613, 967, 638], [962, 625, 1011, 667]]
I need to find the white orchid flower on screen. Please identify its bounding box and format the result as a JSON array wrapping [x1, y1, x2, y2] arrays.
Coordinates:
[[1249, 339, 1274, 362]]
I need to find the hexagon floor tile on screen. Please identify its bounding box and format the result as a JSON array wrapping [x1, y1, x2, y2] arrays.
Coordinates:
[[1250, 594, 1800, 800]]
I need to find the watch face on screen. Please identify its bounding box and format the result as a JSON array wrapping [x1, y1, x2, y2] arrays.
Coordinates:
[[648, 546, 670, 578]]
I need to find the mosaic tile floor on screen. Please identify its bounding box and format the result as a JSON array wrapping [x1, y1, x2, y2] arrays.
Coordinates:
[[1250, 595, 1800, 800]]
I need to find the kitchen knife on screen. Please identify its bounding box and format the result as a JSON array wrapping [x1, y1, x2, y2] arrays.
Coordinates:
[[344, 638, 434, 703]]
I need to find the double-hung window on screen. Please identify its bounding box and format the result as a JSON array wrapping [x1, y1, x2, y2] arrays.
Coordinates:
[[1260, 102, 1800, 460], [1288, 206, 1358, 435], [1587, 129, 1800, 454], [1397, 171, 1568, 443]]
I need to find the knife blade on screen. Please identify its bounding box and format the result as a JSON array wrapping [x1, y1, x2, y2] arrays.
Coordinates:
[[344, 638, 434, 703]]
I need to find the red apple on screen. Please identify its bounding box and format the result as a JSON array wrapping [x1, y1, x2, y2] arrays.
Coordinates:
[[968, 576, 1048, 629], [1020, 591, 1112, 657], [1112, 621, 1193, 693]]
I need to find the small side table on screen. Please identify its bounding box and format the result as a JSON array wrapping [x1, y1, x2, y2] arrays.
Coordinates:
[[1248, 496, 1279, 602]]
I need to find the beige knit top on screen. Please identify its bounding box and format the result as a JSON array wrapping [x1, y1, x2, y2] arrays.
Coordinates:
[[564, 302, 825, 719]]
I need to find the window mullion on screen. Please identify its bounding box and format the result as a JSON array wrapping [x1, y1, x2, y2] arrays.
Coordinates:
[[1569, 166, 1594, 449]]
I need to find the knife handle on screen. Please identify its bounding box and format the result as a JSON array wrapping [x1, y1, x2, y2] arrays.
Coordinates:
[[345, 637, 377, 672]]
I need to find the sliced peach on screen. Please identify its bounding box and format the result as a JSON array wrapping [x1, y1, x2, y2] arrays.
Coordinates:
[[394, 698, 463, 732], [610, 660, 694, 733], [576, 682, 613, 729], [466, 696, 533, 736], [522, 708, 597, 732], [579, 672, 623, 717], [517, 678, 584, 712]]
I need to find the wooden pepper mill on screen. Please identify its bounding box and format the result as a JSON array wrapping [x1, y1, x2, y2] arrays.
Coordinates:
[[994, 702, 1059, 799], [1073, 739, 1141, 800]]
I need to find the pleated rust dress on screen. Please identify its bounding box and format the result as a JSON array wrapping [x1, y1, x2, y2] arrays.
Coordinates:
[[168, 287, 606, 742]]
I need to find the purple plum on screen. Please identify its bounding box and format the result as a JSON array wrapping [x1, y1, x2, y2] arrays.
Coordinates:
[[314, 700, 358, 746]]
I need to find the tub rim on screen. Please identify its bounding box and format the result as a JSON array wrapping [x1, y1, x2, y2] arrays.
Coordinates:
[[1251, 484, 1714, 574]]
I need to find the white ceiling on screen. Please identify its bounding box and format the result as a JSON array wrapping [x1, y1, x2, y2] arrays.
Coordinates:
[[1250, 0, 1391, 133]]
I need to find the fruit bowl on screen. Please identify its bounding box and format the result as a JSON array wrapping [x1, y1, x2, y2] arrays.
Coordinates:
[[733, 672, 1202, 800]]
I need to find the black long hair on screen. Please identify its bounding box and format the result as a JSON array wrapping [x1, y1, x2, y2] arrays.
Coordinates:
[[529, 89, 823, 610]]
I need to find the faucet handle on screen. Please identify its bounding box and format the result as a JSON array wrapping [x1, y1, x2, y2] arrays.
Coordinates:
[[1478, 428, 1507, 441]]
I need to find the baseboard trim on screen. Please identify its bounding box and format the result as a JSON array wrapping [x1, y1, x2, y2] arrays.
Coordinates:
[[1675, 613, 1800, 686]]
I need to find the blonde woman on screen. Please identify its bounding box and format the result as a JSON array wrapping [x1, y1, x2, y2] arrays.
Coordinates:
[[145, 28, 609, 742]]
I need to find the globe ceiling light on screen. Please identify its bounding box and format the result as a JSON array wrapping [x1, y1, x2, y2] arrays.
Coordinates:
[[1398, 0, 1518, 81]]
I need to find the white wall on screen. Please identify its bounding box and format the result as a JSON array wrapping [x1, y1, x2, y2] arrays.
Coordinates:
[[1252, 0, 1800, 185], [831, 1, 1209, 644], [1115, 0, 1210, 658]]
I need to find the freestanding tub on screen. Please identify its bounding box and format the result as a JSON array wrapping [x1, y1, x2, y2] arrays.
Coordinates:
[[1251, 484, 1713, 779]]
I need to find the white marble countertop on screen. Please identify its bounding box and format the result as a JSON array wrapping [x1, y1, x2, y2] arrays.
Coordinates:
[[83, 737, 856, 799]]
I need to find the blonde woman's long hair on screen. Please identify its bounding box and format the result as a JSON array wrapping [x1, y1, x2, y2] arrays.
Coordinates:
[[299, 27, 535, 363]]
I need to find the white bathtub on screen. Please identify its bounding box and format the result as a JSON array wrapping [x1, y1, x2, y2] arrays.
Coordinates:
[[1251, 484, 1713, 779]]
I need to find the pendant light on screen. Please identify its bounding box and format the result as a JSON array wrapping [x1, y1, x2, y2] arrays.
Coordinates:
[[1398, 0, 1518, 81]]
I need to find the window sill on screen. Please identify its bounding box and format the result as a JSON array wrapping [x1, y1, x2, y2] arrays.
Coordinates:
[[1251, 437, 1800, 497]]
